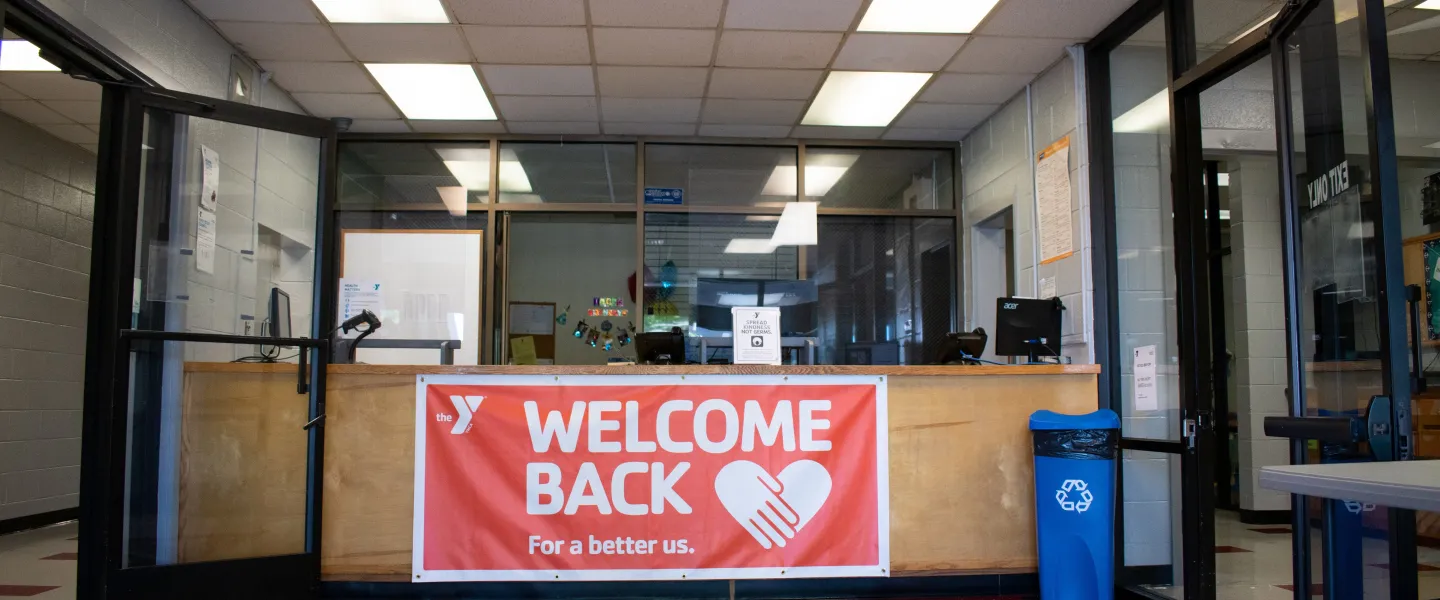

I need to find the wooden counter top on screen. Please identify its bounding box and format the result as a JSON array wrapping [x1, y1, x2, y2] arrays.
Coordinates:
[[185, 362, 1101, 376]]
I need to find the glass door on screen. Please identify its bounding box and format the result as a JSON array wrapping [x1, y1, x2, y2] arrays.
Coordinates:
[[79, 85, 336, 599], [1268, 0, 1420, 596]]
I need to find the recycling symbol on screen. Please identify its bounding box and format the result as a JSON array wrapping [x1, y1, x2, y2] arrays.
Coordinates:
[[1343, 500, 1376, 515], [1056, 479, 1094, 513]]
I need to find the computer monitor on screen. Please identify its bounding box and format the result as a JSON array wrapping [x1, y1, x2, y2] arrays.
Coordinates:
[[995, 297, 1063, 361], [693, 279, 818, 336], [634, 331, 686, 365], [268, 287, 292, 341], [931, 328, 988, 365]]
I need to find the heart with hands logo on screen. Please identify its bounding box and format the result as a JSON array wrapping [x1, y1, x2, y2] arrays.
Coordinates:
[[714, 460, 832, 550]]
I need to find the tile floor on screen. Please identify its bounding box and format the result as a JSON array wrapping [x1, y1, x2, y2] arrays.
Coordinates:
[[0, 522, 76, 598], [0, 514, 1436, 599], [1140, 510, 1440, 599]]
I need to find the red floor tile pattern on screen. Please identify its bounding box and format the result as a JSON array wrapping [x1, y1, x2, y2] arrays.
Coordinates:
[[1369, 562, 1440, 571], [1276, 583, 1324, 595], [39, 552, 77, 561], [1215, 545, 1253, 553], [1249, 527, 1293, 534], [0, 585, 60, 598]]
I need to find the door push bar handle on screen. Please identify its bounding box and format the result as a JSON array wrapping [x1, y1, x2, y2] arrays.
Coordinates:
[[1263, 416, 1365, 444]]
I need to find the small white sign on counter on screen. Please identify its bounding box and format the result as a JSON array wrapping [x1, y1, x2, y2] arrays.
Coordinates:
[[1133, 344, 1157, 411], [340, 279, 383, 322], [731, 306, 781, 365]]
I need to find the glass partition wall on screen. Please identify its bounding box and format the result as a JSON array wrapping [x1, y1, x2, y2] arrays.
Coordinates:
[[334, 140, 959, 366]]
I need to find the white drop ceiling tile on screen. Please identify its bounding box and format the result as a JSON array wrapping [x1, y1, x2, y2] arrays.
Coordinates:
[[698, 124, 792, 138], [507, 121, 603, 134], [601, 98, 702, 122], [791, 125, 885, 139], [832, 34, 967, 72], [480, 65, 596, 96], [216, 22, 351, 61], [602, 122, 696, 135], [976, 0, 1134, 39], [187, 0, 318, 23], [884, 127, 969, 141], [408, 120, 508, 133], [706, 68, 823, 100], [0, 100, 71, 124], [590, 0, 724, 27], [345, 119, 412, 133], [449, 0, 587, 25], [0, 83, 23, 100], [597, 66, 708, 98], [893, 103, 997, 130], [723, 0, 863, 31], [592, 28, 716, 66], [715, 31, 843, 69], [494, 95, 598, 121], [919, 73, 1034, 104], [464, 27, 591, 64], [292, 93, 401, 119], [38, 123, 97, 145], [0, 73, 100, 101], [701, 99, 804, 125], [43, 100, 102, 125], [946, 36, 1078, 74], [260, 61, 379, 94], [332, 25, 471, 62]]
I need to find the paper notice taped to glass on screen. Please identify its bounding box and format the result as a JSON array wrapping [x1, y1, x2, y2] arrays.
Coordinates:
[[1133, 344, 1157, 411], [731, 306, 781, 365]]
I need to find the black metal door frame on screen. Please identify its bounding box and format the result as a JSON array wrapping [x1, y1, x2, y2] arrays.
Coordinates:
[[78, 84, 338, 599]]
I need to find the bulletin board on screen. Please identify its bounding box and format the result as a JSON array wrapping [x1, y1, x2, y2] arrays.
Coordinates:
[[507, 301, 556, 364]]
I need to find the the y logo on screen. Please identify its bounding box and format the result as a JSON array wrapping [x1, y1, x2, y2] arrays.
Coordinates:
[[448, 395, 485, 434]]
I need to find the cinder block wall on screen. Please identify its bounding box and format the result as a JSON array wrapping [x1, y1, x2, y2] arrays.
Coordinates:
[[0, 111, 96, 520]]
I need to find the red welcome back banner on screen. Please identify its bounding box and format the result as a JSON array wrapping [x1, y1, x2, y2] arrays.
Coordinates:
[[413, 374, 889, 581]]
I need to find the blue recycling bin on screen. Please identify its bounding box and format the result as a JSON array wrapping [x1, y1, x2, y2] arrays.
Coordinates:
[[1030, 409, 1120, 600]]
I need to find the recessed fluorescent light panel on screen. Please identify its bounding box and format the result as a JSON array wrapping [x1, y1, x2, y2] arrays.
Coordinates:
[[312, 0, 449, 23], [858, 0, 1001, 33], [436, 186, 468, 216], [1420, 0, 1440, 8], [366, 64, 496, 120], [0, 40, 60, 71], [434, 148, 532, 195], [802, 71, 931, 127], [761, 154, 861, 197], [1112, 90, 1169, 133]]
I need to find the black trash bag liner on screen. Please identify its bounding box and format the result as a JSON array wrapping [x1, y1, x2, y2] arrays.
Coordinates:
[[1032, 428, 1118, 460]]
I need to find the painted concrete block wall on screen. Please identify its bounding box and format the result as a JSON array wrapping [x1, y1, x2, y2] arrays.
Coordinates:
[[1227, 158, 1291, 513], [0, 111, 96, 520]]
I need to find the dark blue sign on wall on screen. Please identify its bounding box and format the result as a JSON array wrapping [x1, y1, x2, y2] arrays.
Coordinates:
[[644, 187, 684, 205]]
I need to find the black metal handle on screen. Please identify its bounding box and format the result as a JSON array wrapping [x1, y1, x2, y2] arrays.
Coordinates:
[[302, 414, 325, 430], [1263, 416, 1365, 444]]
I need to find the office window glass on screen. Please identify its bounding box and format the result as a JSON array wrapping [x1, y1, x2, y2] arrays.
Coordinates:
[[497, 143, 636, 204], [501, 213, 637, 365], [338, 142, 490, 209], [333, 211, 487, 365], [813, 216, 955, 365], [804, 147, 955, 210], [643, 145, 797, 207]]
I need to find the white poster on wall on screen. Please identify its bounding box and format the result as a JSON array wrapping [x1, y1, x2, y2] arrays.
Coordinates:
[[200, 145, 219, 211], [731, 306, 781, 365], [195, 208, 216, 274], [340, 279, 383, 322], [508, 303, 555, 335], [1133, 344, 1158, 411], [1036, 136, 1074, 265]]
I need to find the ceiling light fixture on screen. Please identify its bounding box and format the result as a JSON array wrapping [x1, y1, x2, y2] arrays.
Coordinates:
[[858, 0, 1001, 33], [802, 71, 931, 127], [761, 153, 861, 197], [1112, 90, 1169, 133], [0, 40, 60, 71], [434, 148, 532, 194], [312, 0, 449, 23], [1419, 0, 1440, 8], [366, 64, 496, 120], [770, 202, 818, 246], [724, 239, 776, 254]]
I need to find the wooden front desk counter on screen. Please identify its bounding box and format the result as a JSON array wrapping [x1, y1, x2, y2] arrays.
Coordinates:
[[179, 363, 1100, 581]]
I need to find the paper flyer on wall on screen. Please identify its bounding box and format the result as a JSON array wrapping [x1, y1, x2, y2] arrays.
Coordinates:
[[1036, 136, 1073, 265], [195, 208, 216, 274], [200, 145, 219, 211]]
